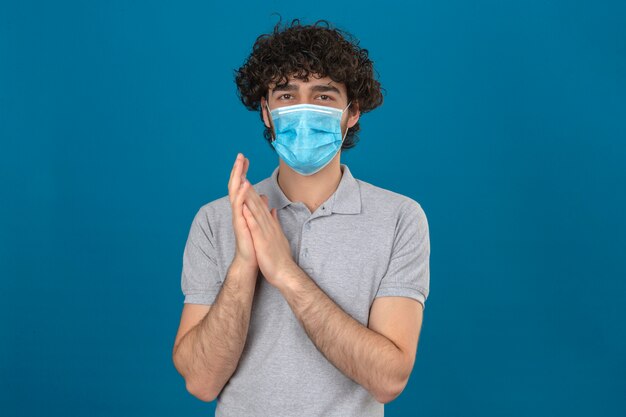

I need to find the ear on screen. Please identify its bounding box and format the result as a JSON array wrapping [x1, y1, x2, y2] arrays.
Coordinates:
[[261, 96, 272, 129], [347, 101, 361, 130]]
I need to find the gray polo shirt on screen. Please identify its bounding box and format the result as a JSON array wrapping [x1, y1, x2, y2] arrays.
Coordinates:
[[181, 163, 430, 417]]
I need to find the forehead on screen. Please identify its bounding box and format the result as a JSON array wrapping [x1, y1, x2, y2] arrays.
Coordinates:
[[268, 75, 346, 94]]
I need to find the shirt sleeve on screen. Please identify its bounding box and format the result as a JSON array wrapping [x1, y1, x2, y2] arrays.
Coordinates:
[[180, 206, 223, 305], [374, 199, 430, 310]]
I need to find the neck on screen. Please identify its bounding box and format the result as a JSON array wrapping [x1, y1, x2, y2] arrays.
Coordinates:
[[277, 155, 343, 214]]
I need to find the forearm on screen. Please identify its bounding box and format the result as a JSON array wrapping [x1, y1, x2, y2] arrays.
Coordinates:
[[174, 259, 258, 401], [276, 266, 408, 404]]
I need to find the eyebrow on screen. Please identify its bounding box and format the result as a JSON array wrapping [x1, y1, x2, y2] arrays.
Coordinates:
[[271, 82, 342, 96]]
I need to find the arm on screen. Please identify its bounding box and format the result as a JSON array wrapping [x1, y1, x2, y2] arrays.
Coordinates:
[[234, 166, 428, 403], [276, 266, 422, 404], [172, 258, 258, 402]]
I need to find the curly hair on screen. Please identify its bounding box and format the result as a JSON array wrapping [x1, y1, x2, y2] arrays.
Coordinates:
[[234, 17, 385, 151]]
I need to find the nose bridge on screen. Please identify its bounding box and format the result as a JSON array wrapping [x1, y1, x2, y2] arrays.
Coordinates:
[[276, 107, 312, 129], [274, 104, 342, 130], [294, 108, 310, 128]]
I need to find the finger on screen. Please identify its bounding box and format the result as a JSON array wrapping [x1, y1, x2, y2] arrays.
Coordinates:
[[229, 153, 241, 184], [229, 153, 244, 200], [243, 187, 272, 234], [242, 203, 258, 233], [241, 157, 249, 184], [233, 178, 250, 225], [235, 178, 251, 209], [260, 194, 270, 210], [271, 208, 282, 228]]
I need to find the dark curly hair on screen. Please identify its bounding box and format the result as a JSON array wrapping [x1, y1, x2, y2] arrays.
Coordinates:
[[234, 17, 385, 151]]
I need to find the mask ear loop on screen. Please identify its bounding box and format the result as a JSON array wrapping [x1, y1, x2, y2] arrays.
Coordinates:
[[265, 96, 276, 142], [340, 101, 352, 144]]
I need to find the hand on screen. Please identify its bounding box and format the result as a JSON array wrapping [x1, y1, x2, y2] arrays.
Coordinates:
[[240, 169, 297, 288], [228, 153, 259, 272]]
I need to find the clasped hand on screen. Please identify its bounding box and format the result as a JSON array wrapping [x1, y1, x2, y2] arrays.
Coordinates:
[[228, 153, 297, 288]]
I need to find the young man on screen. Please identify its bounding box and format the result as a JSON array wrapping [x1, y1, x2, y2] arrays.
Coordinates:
[[172, 19, 430, 416]]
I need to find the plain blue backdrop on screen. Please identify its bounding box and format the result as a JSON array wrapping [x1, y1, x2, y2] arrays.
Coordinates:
[[1, 1, 625, 416]]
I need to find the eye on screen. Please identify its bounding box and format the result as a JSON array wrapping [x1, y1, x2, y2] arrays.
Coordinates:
[[317, 95, 333, 101], [278, 94, 293, 100]]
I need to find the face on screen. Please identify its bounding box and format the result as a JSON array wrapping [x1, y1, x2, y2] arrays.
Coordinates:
[[261, 74, 360, 140]]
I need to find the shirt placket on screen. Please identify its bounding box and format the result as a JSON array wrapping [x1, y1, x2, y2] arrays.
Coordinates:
[[296, 202, 331, 270]]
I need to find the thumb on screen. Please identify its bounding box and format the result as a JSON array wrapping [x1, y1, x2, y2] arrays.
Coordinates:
[[260, 194, 269, 209]]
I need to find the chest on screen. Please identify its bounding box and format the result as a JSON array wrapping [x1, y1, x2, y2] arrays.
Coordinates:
[[282, 211, 394, 324], [214, 208, 395, 325]]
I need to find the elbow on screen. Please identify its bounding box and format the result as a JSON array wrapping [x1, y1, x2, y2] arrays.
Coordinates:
[[172, 349, 219, 403], [374, 350, 414, 404], [374, 384, 405, 404], [186, 379, 219, 403], [374, 373, 410, 404]]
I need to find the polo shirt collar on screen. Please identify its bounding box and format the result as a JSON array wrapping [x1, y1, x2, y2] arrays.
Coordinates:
[[264, 163, 361, 215]]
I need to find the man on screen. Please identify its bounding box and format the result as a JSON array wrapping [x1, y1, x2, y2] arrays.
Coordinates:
[[172, 18, 430, 417]]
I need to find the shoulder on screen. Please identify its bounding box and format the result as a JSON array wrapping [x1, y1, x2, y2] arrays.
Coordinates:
[[189, 194, 231, 231], [191, 177, 270, 226], [356, 178, 427, 222]]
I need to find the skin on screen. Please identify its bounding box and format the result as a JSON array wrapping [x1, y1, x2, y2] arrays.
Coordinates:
[[261, 74, 360, 214], [172, 154, 264, 402], [173, 74, 424, 404]]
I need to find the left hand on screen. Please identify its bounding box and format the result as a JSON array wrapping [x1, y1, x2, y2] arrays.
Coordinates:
[[240, 177, 297, 288]]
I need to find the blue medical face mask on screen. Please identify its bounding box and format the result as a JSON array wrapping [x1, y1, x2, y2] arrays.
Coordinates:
[[265, 100, 352, 176]]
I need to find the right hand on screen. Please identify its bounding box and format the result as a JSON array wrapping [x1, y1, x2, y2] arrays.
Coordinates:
[[228, 153, 270, 271]]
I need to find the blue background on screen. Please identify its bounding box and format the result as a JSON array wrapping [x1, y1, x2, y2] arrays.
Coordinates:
[[1, 1, 625, 416]]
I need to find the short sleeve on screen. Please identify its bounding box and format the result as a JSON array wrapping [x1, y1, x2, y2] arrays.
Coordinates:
[[374, 200, 430, 310], [180, 206, 223, 305]]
